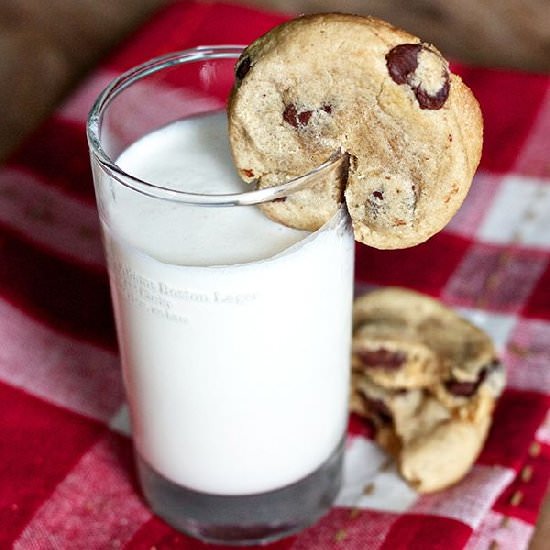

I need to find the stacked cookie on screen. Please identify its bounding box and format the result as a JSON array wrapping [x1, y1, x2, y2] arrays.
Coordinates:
[[350, 287, 505, 493]]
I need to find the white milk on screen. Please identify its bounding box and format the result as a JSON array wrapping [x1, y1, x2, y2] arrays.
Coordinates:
[[101, 112, 354, 495]]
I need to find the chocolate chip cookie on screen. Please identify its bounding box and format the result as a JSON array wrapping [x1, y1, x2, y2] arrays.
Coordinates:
[[350, 287, 505, 492], [228, 13, 483, 249]]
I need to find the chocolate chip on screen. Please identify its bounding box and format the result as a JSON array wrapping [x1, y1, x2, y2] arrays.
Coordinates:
[[444, 380, 478, 397], [386, 44, 422, 85], [373, 191, 384, 200], [444, 360, 500, 397], [357, 348, 407, 370], [283, 103, 332, 128], [298, 110, 313, 126], [235, 55, 252, 80], [360, 395, 393, 425], [386, 43, 450, 110], [283, 104, 314, 128], [283, 104, 299, 127], [415, 79, 450, 110]]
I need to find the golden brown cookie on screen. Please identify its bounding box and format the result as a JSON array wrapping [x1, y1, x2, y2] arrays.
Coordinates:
[[350, 287, 505, 492], [399, 416, 492, 493], [228, 13, 483, 249], [352, 287, 502, 399]]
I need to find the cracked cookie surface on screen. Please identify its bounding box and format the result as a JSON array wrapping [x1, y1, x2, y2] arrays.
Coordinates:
[[228, 13, 483, 249]]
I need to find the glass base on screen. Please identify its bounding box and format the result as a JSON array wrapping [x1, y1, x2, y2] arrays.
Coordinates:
[[136, 438, 344, 546]]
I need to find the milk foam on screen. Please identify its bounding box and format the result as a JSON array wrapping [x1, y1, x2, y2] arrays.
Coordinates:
[[113, 113, 310, 265]]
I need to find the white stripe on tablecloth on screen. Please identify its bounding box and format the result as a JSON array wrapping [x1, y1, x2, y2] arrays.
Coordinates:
[[335, 436, 419, 513], [535, 410, 550, 444], [445, 171, 506, 239], [411, 465, 515, 529], [478, 175, 550, 247], [504, 317, 550, 394], [13, 436, 151, 550], [514, 86, 550, 178], [109, 404, 131, 437], [337, 437, 515, 530], [0, 298, 124, 423], [0, 167, 105, 270], [463, 510, 533, 550]]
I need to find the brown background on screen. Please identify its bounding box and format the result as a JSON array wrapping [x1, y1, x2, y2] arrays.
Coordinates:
[[1, 0, 550, 162], [0, 0, 548, 546]]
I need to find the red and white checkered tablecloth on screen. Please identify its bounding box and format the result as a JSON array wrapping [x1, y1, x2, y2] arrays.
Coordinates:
[[1, 2, 549, 548]]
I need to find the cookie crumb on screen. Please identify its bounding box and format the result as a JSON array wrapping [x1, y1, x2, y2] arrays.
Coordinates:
[[529, 441, 541, 457], [507, 342, 529, 357], [488, 541, 499, 550], [510, 490, 523, 506], [520, 464, 533, 482], [334, 528, 347, 542], [500, 515, 510, 528], [349, 507, 362, 519], [363, 482, 375, 495]]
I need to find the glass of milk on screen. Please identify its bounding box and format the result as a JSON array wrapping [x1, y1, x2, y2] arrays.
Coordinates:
[[87, 46, 355, 545]]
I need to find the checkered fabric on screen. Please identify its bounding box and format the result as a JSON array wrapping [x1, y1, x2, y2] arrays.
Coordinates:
[[0, 2, 549, 548]]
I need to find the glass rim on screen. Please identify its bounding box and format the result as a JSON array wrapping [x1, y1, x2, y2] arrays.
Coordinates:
[[86, 45, 343, 207]]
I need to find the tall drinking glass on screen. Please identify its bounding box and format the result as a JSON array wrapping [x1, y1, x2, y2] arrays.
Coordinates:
[[87, 46, 355, 546]]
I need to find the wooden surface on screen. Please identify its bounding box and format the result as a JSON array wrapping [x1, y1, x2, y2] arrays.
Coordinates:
[[0, 0, 172, 162], [0, 0, 548, 546]]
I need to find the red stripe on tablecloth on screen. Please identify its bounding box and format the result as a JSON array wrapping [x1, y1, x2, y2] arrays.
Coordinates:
[[354, 231, 471, 296], [492, 442, 550, 525], [0, 228, 116, 349], [523, 260, 550, 321], [442, 242, 549, 315], [379, 514, 472, 550], [513, 87, 550, 178], [102, 1, 217, 72], [347, 413, 375, 440], [0, 167, 104, 270], [8, 118, 96, 203], [464, 511, 534, 550], [0, 297, 122, 423], [478, 389, 550, 470], [180, 2, 290, 47], [13, 433, 149, 550], [458, 66, 550, 175], [291, 507, 398, 550], [0, 382, 105, 548], [102, 2, 289, 74]]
